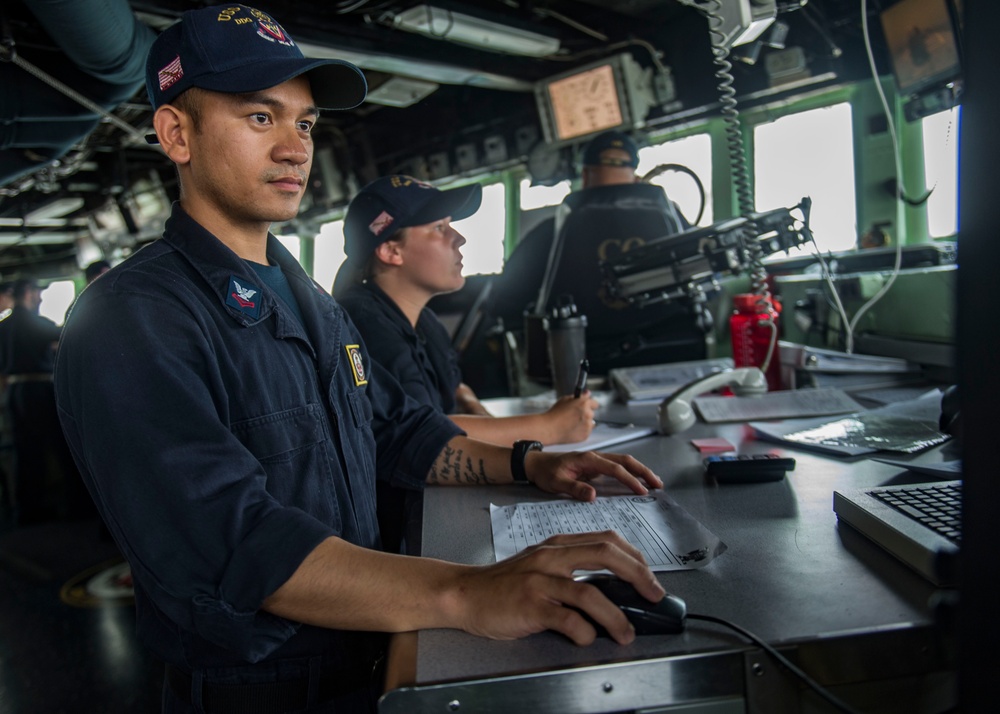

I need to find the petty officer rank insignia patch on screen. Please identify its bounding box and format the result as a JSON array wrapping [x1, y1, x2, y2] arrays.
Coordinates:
[[345, 345, 368, 386], [226, 276, 262, 320]]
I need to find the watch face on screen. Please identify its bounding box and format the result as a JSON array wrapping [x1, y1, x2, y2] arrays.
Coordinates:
[[547, 64, 624, 141]]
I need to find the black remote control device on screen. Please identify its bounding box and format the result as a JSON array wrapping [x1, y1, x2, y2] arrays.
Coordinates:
[[704, 453, 796, 483]]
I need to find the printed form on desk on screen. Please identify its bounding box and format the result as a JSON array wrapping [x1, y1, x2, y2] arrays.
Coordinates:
[[490, 491, 727, 572]]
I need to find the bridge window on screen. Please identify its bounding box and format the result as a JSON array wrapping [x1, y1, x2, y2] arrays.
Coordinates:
[[638, 133, 714, 227], [754, 102, 857, 254], [451, 182, 506, 275], [518, 179, 571, 262], [312, 180, 506, 287], [40, 280, 76, 326], [276, 235, 301, 262], [923, 106, 959, 239], [314, 220, 346, 293], [520, 180, 571, 211]]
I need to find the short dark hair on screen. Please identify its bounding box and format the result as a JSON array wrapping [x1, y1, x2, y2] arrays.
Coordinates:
[[85, 260, 112, 282], [582, 130, 640, 168], [170, 87, 205, 129]]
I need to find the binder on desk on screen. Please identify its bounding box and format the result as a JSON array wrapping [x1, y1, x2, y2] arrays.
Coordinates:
[[780, 342, 916, 372], [751, 390, 950, 457], [779, 342, 924, 391]]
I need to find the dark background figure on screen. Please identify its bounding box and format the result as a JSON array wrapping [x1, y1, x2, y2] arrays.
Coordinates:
[[0, 278, 89, 525], [0, 283, 13, 320], [84, 259, 111, 284], [487, 130, 705, 379], [0, 282, 14, 518]]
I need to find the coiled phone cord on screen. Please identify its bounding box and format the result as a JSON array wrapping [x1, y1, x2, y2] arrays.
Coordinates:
[[703, 0, 778, 373]]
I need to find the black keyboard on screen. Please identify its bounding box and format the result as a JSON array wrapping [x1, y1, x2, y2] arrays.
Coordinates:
[[868, 482, 962, 544]]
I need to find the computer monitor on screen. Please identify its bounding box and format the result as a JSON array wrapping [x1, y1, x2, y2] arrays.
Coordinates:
[[955, 0, 999, 709], [534, 53, 650, 147], [880, 0, 962, 96]]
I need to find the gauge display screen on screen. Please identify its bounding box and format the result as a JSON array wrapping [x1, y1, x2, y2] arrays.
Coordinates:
[[546, 64, 624, 141]]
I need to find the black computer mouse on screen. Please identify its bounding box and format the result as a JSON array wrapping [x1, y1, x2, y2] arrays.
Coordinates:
[[575, 573, 687, 637]]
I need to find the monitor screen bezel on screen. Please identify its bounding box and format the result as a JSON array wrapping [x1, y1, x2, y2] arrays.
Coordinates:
[[880, 0, 963, 97], [534, 54, 639, 147]]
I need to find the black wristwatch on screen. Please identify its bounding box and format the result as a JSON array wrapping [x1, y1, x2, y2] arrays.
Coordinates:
[[511, 440, 543, 483]]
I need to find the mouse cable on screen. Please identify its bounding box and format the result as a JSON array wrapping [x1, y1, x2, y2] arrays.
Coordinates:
[[686, 613, 862, 714]]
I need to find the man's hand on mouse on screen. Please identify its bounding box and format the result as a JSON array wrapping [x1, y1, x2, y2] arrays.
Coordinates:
[[447, 531, 666, 646], [525, 450, 663, 501]]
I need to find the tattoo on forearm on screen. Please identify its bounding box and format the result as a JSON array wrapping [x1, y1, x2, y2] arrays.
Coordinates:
[[428, 444, 494, 485]]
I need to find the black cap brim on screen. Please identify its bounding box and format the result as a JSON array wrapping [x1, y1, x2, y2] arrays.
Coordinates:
[[406, 184, 483, 227], [146, 57, 367, 144], [194, 57, 367, 111]]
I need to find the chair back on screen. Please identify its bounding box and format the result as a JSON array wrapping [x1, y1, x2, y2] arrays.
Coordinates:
[[535, 183, 705, 371]]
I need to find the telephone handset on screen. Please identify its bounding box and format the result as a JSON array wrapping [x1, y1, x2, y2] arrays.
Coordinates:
[[657, 367, 768, 435]]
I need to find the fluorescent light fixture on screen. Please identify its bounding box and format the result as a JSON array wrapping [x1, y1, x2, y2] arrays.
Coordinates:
[[0, 231, 80, 245], [25, 197, 85, 222], [297, 39, 532, 91], [0, 217, 66, 227], [393, 5, 560, 57], [365, 77, 440, 107]]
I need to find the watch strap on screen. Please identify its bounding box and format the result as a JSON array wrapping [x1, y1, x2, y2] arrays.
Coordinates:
[[511, 440, 543, 483]]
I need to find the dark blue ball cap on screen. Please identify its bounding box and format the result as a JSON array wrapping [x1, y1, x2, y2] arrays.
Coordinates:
[[343, 176, 482, 262], [145, 4, 367, 113], [582, 130, 640, 168]]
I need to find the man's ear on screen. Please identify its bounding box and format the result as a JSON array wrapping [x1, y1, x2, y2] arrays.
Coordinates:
[[153, 105, 192, 165], [374, 240, 404, 267]]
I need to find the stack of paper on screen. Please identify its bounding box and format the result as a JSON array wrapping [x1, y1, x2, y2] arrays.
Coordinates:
[[546, 422, 655, 453], [750, 390, 949, 456]]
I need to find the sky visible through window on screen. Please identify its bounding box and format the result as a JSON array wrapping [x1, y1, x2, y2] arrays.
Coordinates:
[[923, 106, 959, 238], [638, 133, 714, 227], [39, 280, 76, 326], [452, 182, 505, 275], [520, 180, 570, 211], [314, 220, 347, 293], [754, 102, 857, 255]]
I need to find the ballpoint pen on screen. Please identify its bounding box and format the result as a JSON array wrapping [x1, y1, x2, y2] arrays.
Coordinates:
[[573, 359, 589, 398]]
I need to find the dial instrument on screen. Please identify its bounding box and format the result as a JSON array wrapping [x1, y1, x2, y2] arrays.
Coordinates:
[[546, 64, 624, 141]]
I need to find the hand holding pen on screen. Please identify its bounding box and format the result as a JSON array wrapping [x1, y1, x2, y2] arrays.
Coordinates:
[[547, 360, 597, 444], [573, 359, 589, 399]]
